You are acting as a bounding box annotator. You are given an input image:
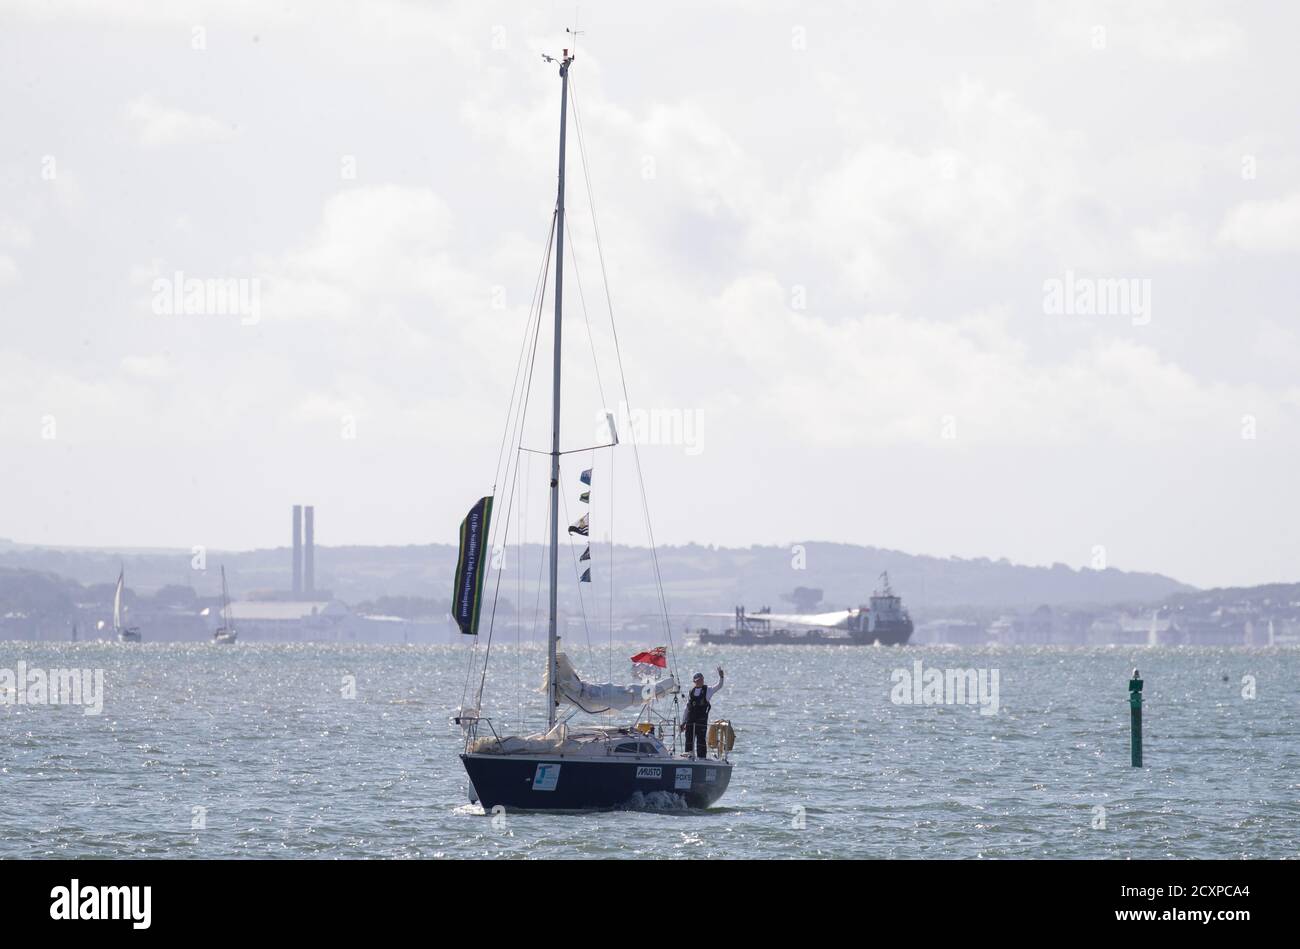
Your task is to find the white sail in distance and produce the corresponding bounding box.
[113,571,124,630]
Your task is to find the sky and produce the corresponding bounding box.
[1,0,1298,589]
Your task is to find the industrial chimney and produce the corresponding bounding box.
[304,505,315,596]
[292,504,303,596]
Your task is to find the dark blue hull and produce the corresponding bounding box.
[461,754,733,810]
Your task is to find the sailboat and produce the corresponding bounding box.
[213,566,237,644]
[453,45,734,810]
[113,567,141,643]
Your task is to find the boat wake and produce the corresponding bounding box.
[621,790,689,811]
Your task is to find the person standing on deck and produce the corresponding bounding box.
[680,667,724,759]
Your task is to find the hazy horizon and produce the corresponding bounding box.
[0,532,1209,593]
[4,2,1300,590]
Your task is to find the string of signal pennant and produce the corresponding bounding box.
[567,467,592,582]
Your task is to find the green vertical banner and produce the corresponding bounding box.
[452,496,493,636]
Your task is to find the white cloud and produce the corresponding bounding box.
[0,219,33,247]
[1132,215,1208,263]
[3,1,1299,586]
[1252,320,1300,368]
[271,186,454,300]
[120,354,177,380]
[710,274,1285,447]
[1218,193,1300,254]
[125,96,236,147]
[0,219,30,285]
[1049,2,1248,61]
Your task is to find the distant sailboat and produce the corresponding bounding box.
[1146,610,1159,648]
[213,566,237,644]
[113,567,142,643]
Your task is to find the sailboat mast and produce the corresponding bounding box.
[546,50,573,731]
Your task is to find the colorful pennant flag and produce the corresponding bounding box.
[580,468,592,486]
[579,491,590,504]
[567,513,589,537]
[579,546,591,562]
[579,568,591,583]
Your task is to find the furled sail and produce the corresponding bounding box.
[452,496,494,635]
[545,652,677,714]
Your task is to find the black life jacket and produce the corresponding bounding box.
[685,685,711,722]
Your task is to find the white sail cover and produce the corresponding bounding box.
[545,652,677,714]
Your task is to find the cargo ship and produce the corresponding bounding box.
[696,573,913,646]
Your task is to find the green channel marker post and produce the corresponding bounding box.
[1129,668,1144,767]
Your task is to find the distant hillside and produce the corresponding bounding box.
[1165,582,1300,612]
[0,540,1192,618]
[0,566,83,616]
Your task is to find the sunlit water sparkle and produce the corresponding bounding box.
[1,641,1295,858]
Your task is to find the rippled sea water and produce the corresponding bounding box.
[1,641,1295,859]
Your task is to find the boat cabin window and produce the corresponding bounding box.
[614,742,640,754]
[638,742,658,755]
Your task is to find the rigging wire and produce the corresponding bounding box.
[565,218,619,691]
[565,217,611,414]
[563,220,626,681]
[491,213,559,496]
[520,491,551,728]
[525,495,550,730]
[472,213,555,715]
[516,447,525,731]
[457,213,556,717]
[466,67,687,732]
[559,479,597,668]
[608,448,615,686]
[568,76,682,682]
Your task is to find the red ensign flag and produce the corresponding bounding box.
[630,647,667,668]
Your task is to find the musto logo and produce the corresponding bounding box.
[635,766,662,779]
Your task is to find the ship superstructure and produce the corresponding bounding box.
[697,572,913,645]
